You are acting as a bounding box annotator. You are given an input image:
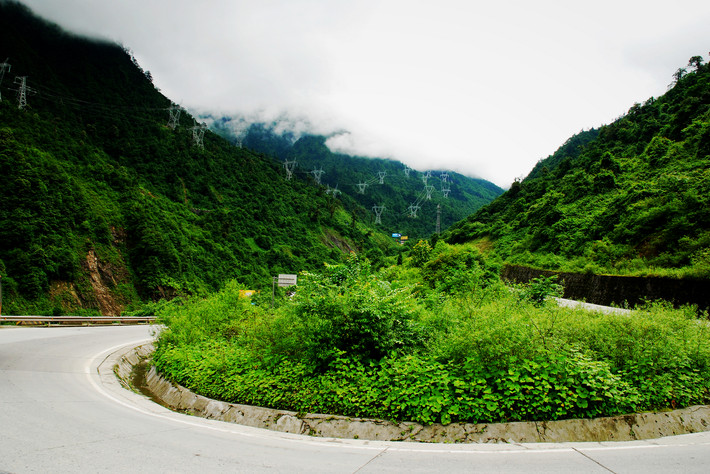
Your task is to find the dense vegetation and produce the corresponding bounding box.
[0,2,393,314]
[154,249,710,425]
[206,118,503,239]
[446,57,710,278]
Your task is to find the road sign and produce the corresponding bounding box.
[277,274,298,287]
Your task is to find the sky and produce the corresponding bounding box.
[17,0,710,188]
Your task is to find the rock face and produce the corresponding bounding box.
[117,344,710,444]
[502,264,710,310]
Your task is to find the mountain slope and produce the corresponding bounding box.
[446,57,710,277]
[206,117,504,239]
[0,2,392,314]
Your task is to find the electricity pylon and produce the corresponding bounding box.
[372,205,385,224]
[15,76,27,109]
[311,167,325,185]
[403,165,412,178]
[191,122,206,148]
[422,170,431,185]
[377,171,386,184]
[167,104,181,129]
[425,185,434,200]
[283,160,297,180]
[408,204,420,218]
[356,181,368,194]
[442,184,451,198]
[0,58,10,101]
[436,204,441,234]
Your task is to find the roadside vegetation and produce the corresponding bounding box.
[153,243,710,425]
[446,56,710,279]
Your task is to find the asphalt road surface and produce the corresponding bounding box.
[1,325,709,473]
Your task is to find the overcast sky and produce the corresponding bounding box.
[18,0,710,187]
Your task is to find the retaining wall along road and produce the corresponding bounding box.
[502,264,710,310]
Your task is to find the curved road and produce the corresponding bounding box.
[1,326,709,473]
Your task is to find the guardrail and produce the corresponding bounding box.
[0,315,156,325]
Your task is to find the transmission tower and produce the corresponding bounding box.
[191,122,207,148]
[283,160,297,180]
[425,185,434,200]
[377,171,387,184]
[0,58,10,102]
[436,204,441,234]
[356,181,368,194]
[407,204,420,218]
[440,172,449,182]
[326,184,341,197]
[422,170,431,185]
[403,165,412,178]
[372,205,385,224]
[167,104,181,129]
[15,76,27,109]
[310,167,325,185]
[442,183,451,198]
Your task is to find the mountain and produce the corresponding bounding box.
[205,117,504,239]
[445,56,710,278]
[0,1,393,315]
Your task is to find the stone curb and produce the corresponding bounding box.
[115,343,710,443]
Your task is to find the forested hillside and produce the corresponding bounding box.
[0,2,392,315]
[207,117,503,239]
[446,56,710,278]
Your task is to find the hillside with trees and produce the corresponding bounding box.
[206,118,503,239]
[446,56,710,279]
[0,2,393,315]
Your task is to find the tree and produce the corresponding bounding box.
[688,56,704,71]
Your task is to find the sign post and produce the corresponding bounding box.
[272,274,298,308]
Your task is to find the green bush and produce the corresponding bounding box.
[153,257,710,426]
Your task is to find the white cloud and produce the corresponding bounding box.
[18,0,710,187]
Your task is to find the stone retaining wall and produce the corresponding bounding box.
[115,343,710,443]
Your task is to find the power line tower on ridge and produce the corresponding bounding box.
[408,204,420,218]
[191,122,207,148]
[356,181,368,194]
[167,104,181,129]
[372,205,385,224]
[436,204,441,234]
[311,167,325,185]
[403,165,412,178]
[377,171,386,184]
[422,170,431,185]
[14,76,27,109]
[0,58,10,102]
[283,160,297,180]
[425,185,434,200]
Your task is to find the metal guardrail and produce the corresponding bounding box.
[0,315,156,325]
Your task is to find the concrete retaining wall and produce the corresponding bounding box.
[502,264,710,310]
[115,343,710,443]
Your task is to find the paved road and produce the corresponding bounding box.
[1,326,709,473]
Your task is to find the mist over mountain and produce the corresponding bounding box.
[202,114,503,239]
[0,1,395,314]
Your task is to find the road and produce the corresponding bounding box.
[1,325,709,473]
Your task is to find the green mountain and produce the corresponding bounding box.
[206,117,504,239]
[446,57,710,278]
[0,2,393,315]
